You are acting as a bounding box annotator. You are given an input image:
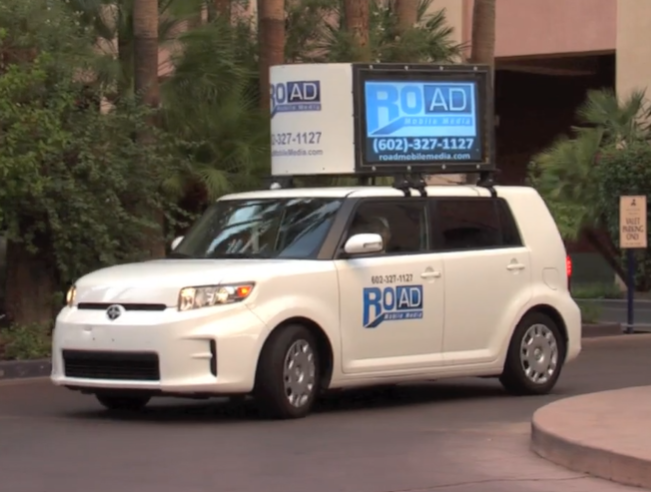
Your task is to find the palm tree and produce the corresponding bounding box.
[469,0,496,66]
[68,0,204,98]
[467,0,495,183]
[133,0,165,257]
[212,0,230,19]
[133,0,160,110]
[395,0,418,33]
[285,0,464,64]
[257,0,285,111]
[160,17,269,210]
[529,89,650,282]
[343,0,370,61]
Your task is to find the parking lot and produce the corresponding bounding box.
[1,335,650,492]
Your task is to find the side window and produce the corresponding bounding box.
[433,198,506,251]
[497,200,523,247]
[345,200,428,255]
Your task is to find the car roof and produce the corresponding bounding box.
[218,185,537,201]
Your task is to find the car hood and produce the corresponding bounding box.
[74,259,287,307]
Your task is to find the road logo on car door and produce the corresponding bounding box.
[362,285,423,329]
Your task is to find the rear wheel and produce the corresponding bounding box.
[254,324,320,419]
[500,312,566,396]
[95,394,151,412]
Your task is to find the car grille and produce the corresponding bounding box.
[63,350,160,381]
[77,303,166,311]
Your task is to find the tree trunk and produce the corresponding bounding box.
[133,0,165,258]
[467,0,496,184]
[343,0,370,61]
[133,0,159,110]
[469,0,496,65]
[257,0,285,111]
[117,30,133,99]
[3,240,56,327]
[584,229,627,284]
[394,0,418,33]
[214,0,230,18]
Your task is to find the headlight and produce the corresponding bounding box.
[66,285,77,307]
[178,283,255,312]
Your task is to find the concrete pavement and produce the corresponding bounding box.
[2,335,651,492]
[532,386,651,489]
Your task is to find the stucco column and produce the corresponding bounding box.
[616,0,651,99]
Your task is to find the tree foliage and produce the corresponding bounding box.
[528,88,651,286]
[285,0,465,64]
[0,0,186,323]
[0,0,466,327]
[160,16,269,208]
[597,142,651,290]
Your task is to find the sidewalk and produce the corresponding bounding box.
[531,386,651,489]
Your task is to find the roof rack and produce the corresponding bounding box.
[264,168,497,198]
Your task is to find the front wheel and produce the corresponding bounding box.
[95,394,151,412]
[254,324,320,419]
[500,312,566,396]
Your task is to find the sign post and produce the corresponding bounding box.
[619,195,647,334]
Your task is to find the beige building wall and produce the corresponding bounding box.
[616,0,651,100]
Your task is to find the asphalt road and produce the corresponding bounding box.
[2,336,651,492]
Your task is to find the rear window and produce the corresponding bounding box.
[431,198,523,252]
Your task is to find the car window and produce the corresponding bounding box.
[171,198,343,260]
[344,200,428,255]
[497,200,523,247]
[433,198,520,251]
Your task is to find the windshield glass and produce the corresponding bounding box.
[171,198,343,260]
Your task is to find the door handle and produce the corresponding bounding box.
[507,263,525,271]
[421,271,441,279]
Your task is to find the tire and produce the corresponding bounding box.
[254,324,320,420]
[95,394,151,412]
[499,312,566,396]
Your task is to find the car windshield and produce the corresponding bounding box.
[170,197,343,260]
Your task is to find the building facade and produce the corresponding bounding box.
[430,0,648,286]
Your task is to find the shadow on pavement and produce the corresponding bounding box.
[62,379,567,424]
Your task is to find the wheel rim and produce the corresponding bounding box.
[283,339,316,408]
[519,323,559,384]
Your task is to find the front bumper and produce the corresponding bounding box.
[51,304,266,395]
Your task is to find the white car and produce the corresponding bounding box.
[51,184,581,419]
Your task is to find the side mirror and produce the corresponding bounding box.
[171,236,184,250]
[344,233,383,256]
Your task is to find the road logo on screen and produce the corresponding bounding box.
[364,82,476,137]
[362,285,424,329]
[270,80,321,118]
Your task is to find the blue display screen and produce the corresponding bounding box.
[363,80,482,164]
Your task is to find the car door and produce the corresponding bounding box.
[334,197,445,375]
[432,197,532,364]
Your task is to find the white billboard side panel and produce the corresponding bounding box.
[269,63,355,175]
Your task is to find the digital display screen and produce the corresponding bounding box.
[361,79,484,166]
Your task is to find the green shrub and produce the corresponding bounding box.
[0,324,51,361]
[571,282,624,299]
[576,301,603,324]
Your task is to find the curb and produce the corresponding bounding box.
[582,323,622,338]
[0,359,51,381]
[531,420,651,489]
